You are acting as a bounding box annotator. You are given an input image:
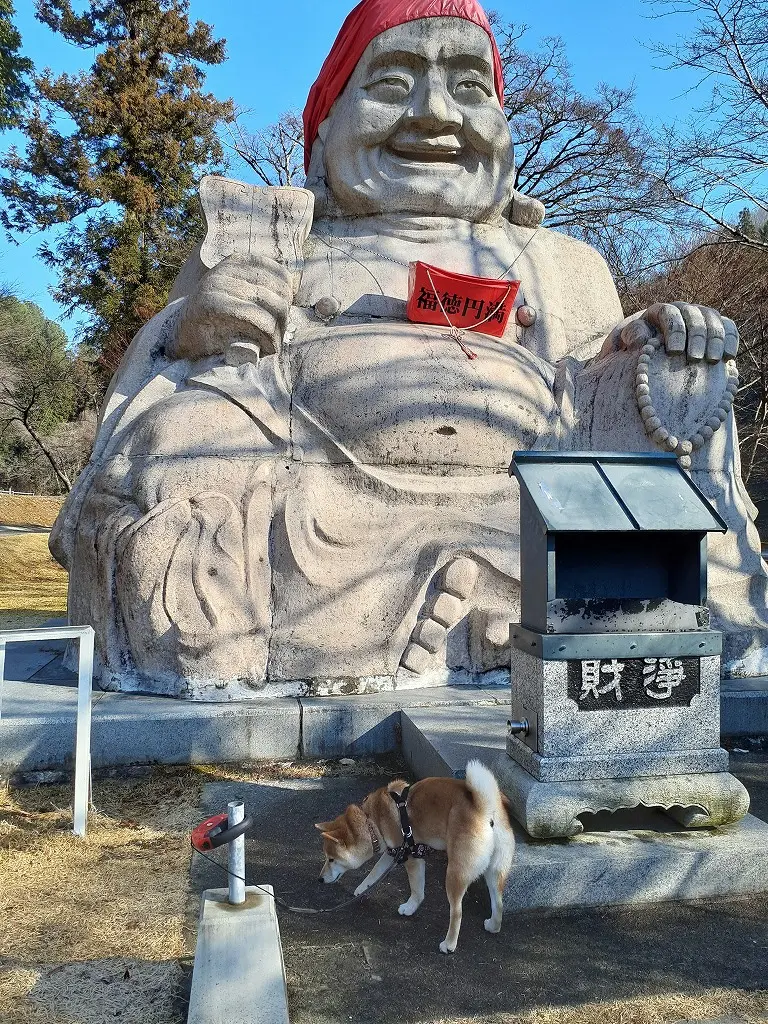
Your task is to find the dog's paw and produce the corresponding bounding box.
[484,917,502,934]
[439,940,456,954]
[354,884,368,897]
[398,899,420,916]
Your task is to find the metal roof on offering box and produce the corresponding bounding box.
[510,451,727,534]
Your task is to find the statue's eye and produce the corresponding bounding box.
[328,857,335,863]
[455,79,492,99]
[367,76,412,101]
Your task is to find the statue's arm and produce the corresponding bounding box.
[165,177,314,363]
[166,252,294,362]
[549,228,740,369]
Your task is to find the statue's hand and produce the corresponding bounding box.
[170,253,293,361]
[605,303,739,364]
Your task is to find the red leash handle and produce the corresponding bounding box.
[191,812,253,852]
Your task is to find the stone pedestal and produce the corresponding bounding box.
[505,627,750,838]
[496,756,750,839]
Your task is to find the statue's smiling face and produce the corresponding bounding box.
[320,18,514,222]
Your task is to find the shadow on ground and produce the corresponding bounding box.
[189,760,768,1024]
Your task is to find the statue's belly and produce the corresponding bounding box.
[287,320,557,471]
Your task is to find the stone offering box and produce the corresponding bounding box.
[497,451,750,839]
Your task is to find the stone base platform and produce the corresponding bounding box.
[505,812,768,911]
[494,756,751,838]
[401,704,768,912]
[1,627,767,777]
[188,887,289,1024]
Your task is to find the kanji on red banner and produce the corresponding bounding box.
[406,261,520,339]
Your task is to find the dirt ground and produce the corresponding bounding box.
[0,495,63,530]
[2,756,768,1024]
[0,532,68,613]
[193,754,768,1024]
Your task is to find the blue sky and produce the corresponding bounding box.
[2,0,700,338]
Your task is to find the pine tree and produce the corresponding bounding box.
[0,0,32,130]
[1,0,233,372]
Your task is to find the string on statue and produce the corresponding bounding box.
[424,266,513,360]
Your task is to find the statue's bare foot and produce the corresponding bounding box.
[400,557,480,675]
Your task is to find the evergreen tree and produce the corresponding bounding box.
[0,0,32,130]
[0,0,233,372]
[737,207,768,243]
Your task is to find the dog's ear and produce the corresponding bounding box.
[314,821,332,831]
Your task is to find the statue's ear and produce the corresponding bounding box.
[305,130,336,215]
[508,190,546,229]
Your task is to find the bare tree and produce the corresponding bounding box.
[228,109,305,186]
[648,0,768,249]
[0,295,99,493]
[497,26,664,234]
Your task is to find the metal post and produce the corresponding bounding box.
[73,628,95,838]
[228,800,246,905]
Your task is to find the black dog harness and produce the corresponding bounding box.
[387,786,434,864]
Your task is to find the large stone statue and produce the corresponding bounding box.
[52,0,768,699]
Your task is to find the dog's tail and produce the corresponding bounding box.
[464,759,504,817]
[465,760,515,875]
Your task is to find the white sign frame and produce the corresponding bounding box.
[0,625,95,836]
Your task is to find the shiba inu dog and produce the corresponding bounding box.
[315,760,515,953]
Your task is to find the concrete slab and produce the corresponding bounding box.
[722,688,768,736]
[301,685,504,759]
[188,887,289,1024]
[0,681,301,771]
[401,703,507,778]
[3,646,60,682]
[2,662,767,776]
[721,675,768,691]
[28,657,77,686]
[506,813,768,911]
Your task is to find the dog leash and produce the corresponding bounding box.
[190,842,399,914]
[190,802,410,916]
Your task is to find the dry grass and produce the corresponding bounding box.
[435,989,768,1024]
[0,494,63,529]
[0,768,204,1024]
[193,755,405,784]
[0,758,402,1024]
[0,533,68,612]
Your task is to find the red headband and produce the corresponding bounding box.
[302,0,505,172]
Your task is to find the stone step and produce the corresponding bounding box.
[402,703,507,779]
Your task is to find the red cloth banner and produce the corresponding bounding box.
[406,262,519,339]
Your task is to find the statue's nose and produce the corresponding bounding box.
[406,75,462,132]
